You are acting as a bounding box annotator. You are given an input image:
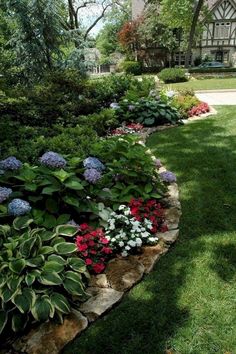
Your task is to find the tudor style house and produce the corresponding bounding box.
[132,0,236,67]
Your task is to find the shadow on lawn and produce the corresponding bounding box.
[63,110,236,354]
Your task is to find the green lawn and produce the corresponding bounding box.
[63,106,236,354]
[162,77,236,91]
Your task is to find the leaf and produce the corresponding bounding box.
[42,185,61,195]
[38,272,63,286]
[13,291,31,313]
[0,311,8,334]
[1,285,19,303]
[42,261,64,273]
[64,177,84,191]
[54,242,77,255]
[9,259,26,274]
[42,214,57,229]
[45,198,59,213]
[144,183,153,194]
[52,170,73,183]
[38,246,54,255]
[24,183,38,192]
[26,255,44,267]
[40,230,56,242]
[51,293,71,314]
[144,117,155,126]
[63,278,85,296]
[13,216,34,231]
[31,296,52,322]
[25,273,36,286]
[55,225,78,237]
[20,237,38,258]
[7,276,22,292]
[56,214,70,225]
[12,313,27,332]
[67,258,86,273]
[48,255,66,265]
[65,271,82,282]
[63,195,80,208]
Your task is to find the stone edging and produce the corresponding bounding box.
[11,160,181,354]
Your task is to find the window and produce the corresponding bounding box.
[215,22,230,39]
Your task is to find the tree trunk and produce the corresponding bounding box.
[185,0,204,68]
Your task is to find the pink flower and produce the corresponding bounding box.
[85,258,93,265]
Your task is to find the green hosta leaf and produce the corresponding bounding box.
[52,170,73,183]
[20,236,38,258]
[13,216,34,231]
[64,177,84,191]
[63,195,80,208]
[12,312,27,332]
[40,230,56,242]
[54,242,77,255]
[26,255,44,267]
[42,185,61,195]
[0,276,6,288]
[144,183,153,194]
[9,259,26,274]
[67,258,86,273]
[42,261,64,273]
[55,225,78,237]
[144,117,155,126]
[13,292,31,313]
[38,272,63,286]
[63,277,85,296]
[25,273,36,286]
[65,271,82,282]
[51,293,71,314]
[7,276,22,292]
[42,214,57,229]
[56,214,70,225]
[38,246,54,255]
[1,285,19,303]
[51,237,66,246]
[0,311,8,334]
[31,296,52,322]
[48,254,66,265]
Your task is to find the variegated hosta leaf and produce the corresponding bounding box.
[31,295,54,322]
[50,293,71,314]
[0,311,8,334]
[54,242,77,255]
[38,272,63,286]
[67,257,86,273]
[55,224,78,237]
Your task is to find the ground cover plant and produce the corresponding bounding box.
[63,106,236,354]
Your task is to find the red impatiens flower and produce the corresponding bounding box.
[85,258,93,265]
[101,247,113,254]
[93,263,105,274]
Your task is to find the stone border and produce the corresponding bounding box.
[10,159,181,354]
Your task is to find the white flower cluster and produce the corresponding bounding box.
[105,205,158,257]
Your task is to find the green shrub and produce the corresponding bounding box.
[122,77,156,101]
[159,68,188,83]
[171,94,200,119]
[76,109,118,136]
[121,61,142,75]
[0,223,87,334]
[189,67,236,73]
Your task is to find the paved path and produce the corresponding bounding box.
[195,89,236,105]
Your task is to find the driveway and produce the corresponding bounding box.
[195,89,236,105]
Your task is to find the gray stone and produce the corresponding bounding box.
[105,257,145,292]
[158,229,179,245]
[88,274,109,288]
[164,207,182,230]
[79,287,123,322]
[13,311,88,354]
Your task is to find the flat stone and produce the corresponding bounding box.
[168,183,179,200]
[157,229,179,245]
[13,311,88,354]
[88,274,109,288]
[158,166,167,173]
[132,243,165,273]
[105,257,145,292]
[79,287,123,322]
[164,207,182,230]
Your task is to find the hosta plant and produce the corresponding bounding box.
[0,221,88,335]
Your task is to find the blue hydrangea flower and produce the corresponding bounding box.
[159,171,177,183]
[8,199,31,216]
[84,168,101,184]
[0,187,12,203]
[0,157,22,171]
[110,102,120,109]
[39,152,66,169]
[83,157,105,171]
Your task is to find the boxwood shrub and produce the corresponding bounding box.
[159,68,188,83]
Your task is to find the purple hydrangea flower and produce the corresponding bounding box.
[83,157,105,171]
[84,168,101,184]
[39,152,66,169]
[0,187,12,203]
[110,102,120,109]
[0,157,22,171]
[159,171,177,183]
[8,199,31,216]
[155,159,162,168]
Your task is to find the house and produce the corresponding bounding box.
[132,0,236,67]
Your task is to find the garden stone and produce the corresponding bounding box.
[132,243,165,273]
[105,257,145,291]
[13,311,88,354]
[79,287,123,322]
[164,207,182,230]
[157,229,179,245]
[88,274,109,288]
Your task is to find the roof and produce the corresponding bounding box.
[206,0,218,9]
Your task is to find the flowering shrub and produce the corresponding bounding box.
[0,187,12,203]
[76,224,112,273]
[0,156,22,171]
[159,171,177,183]
[83,157,105,171]
[188,102,210,117]
[8,198,31,216]
[171,94,200,119]
[84,168,102,184]
[105,205,157,257]
[129,198,168,234]
[39,151,67,169]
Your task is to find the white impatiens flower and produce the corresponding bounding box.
[124,208,131,216]
[118,205,126,210]
[121,251,128,257]
[119,241,125,247]
[125,245,131,251]
[142,231,150,238]
[128,240,136,247]
[149,237,158,243]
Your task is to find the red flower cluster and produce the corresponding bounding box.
[129,198,168,234]
[75,224,112,274]
[126,123,143,131]
[111,128,128,136]
[189,102,210,117]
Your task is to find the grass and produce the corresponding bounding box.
[162,77,236,91]
[63,106,236,354]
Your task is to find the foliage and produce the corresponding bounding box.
[0,222,87,334]
[171,94,200,119]
[120,61,142,75]
[122,76,155,101]
[159,68,188,84]
[115,98,181,126]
